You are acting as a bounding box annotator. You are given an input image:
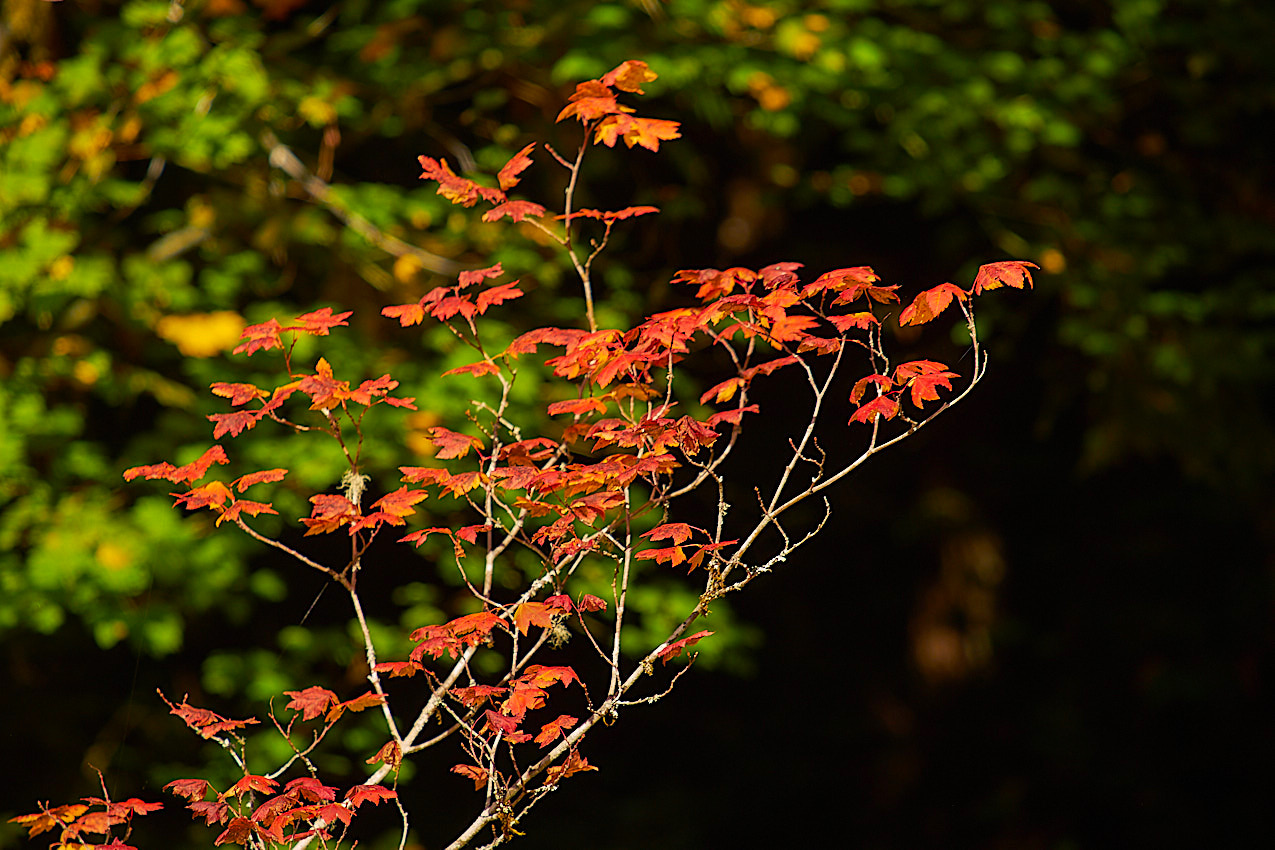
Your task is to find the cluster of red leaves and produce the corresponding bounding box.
[8,797,161,849]
[414,60,679,245]
[368,260,1035,566]
[161,690,260,739]
[382,262,525,334]
[163,773,396,847]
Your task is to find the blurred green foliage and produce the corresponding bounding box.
[2,0,1271,844]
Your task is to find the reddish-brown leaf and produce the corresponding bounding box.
[556,80,628,123]
[208,410,260,439]
[442,359,501,378]
[657,630,713,663]
[544,750,598,783]
[214,816,253,846]
[283,778,338,803]
[642,522,696,544]
[215,499,277,526]
[429,426,483,460]
[223,775,277,799]
[450,684,506,709]
[849,374,893,405]
[899,282,967,326]
[546,396,607,417]
[291,307,352,336]
[578,593,608,612]
[483,709,520,736]
[345,785,397,808]
[849,394,901,425]
[210,382,267,406]
[972,260,1038,295]
[451,764,489,790]
[601,59,658,93]
[232,318,284,356]
[482,200,547,223]
[535,714,579,747]
[365,740,402,769]
[476,281,524,313]
[164,779,211,803]
[458,263,503,289]
[496,143,535,191]
[284,686,339,721]
[232,468,287,492]
[828,312,879,333]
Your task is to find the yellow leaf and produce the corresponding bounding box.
[155,311,245,358]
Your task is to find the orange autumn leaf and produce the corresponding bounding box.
[899,283,967,326]
[972,260,1039,295]
[371,486,427,518]
[602,59,658,93]
[496,143,535,191]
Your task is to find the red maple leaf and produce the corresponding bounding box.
[216,499,277,526]
[172,481,233,511]
[850,374,893,405]
[476,281,524,313]
[501,682,547,719]
[381,300,428,327]
[800,266,880,298]
[544,750,597,783]
[210,382,266,406]
[828,312,879,333]
[428,426,483,459]
[451,764,489,790]
[496,143,535,191]
[899,283,967,326]
[208,410,260,439]
[164,779,210,802]
[556,80,629,123]
[849,394,901,424]
[290,307,352,336]
[443,359,501,378]
[232,318,283,356]
[283,778,338,803]
[657,630,713,663]
[602,59,657,92]
[327,690,387,722]
[482,200,547,223]
[300,494,358,535]
[371,487,427,518]
[972,260,1039,295]
[483,709,520,735]
[418,155,497,207]
[514,601,555,635]
[535,714,579,747]
[284,686,339,721]
[345,785,397,808]
[578,593,608,612]
[222,775,277,799]
[231,468,287,492]
[642,522,696,545]
[458,263,503,289]
[450,684,506,709]
[594,114,681,152]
